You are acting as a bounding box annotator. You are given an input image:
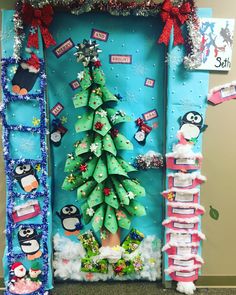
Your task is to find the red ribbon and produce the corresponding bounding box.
[158,0,191,46]
[22,3,56,49]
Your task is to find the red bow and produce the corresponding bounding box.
[22,3,56,49]
[158,0,191,46]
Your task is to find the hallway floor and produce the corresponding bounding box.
[51,282,236,295]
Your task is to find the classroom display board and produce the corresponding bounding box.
[1,2,212,295]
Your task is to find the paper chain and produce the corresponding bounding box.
[1,58,50,295]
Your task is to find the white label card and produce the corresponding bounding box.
[221,85,236,98]
[177,247,192,256]
[172,208,195,215]
[175,192,194,202]
[173,222,195,229]
[174,259,194,267]
[174,177,193,187]
[170,233,191,243]
[176,158,195,165]
[17,205,35,217]
[176,271,196,278]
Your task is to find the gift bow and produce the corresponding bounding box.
[22,3,56,49]
[158,0,191,46]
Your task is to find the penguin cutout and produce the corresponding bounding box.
[56,205,83,236]
[17,227,42,260]
[12,51,40,95]
[178,111,208,143]
[50,118,68,147]
[13,164,39,193]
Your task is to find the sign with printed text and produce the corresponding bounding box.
[53,38,75,58]
[143,109,158,121]
[109,55,132,64]
[197,18,235,71]
[145,78,155,88]
[50,103,64,117]
[91,29,109,42]
[69,80,80,90]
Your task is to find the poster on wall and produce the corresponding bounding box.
[197,18,234,71]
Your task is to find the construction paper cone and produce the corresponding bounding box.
[111,176,130,206]
[93,134,102,157]
[75,109,94,133]
[103,134,117,156]
[117,157,137,173]
[101,86,118,103]
[81,202,93,224]
[77,180,97,200]
[88,183,105,208]
[106,154,127,177]
[113,133,133,150]
[92,68,106,86]
[82,156,98,180]
[92,204,106,232]
[125,200,146,216]
[62,174,84,191]
[75,133,93,156]
[122,178,145,197]
[104,205,118,234]
[89,88,103,110]
[93,156,108,183]
[116,209,131,230]
[80,67,92,90]
[64,154,83,173]
[73,89,89,108]
[104,180,119,209]
[107,108,132,125]
[93,108,112,136]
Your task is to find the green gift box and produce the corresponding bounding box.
[78,230,100,257]
[93,134,103,157]
[93,108,112,136]
[122,229,145,254]
[81,257,108,274]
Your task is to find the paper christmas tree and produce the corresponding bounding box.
[62,39,146,239]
